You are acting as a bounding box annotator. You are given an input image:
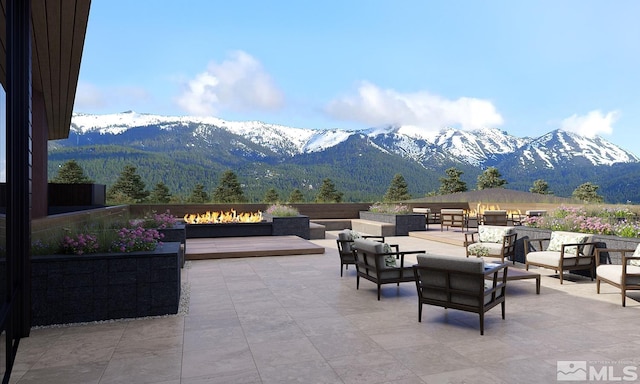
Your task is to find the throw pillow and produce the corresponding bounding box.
[547,232,588,254]
[630,243,640,267]
[382,243,397,268]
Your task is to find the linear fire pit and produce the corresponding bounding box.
[186,222,273,238]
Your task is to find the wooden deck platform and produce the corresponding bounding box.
[408,230,469,247]
[185,235,325,260]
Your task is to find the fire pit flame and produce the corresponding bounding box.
[183,209,263,224]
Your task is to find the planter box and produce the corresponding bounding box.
[29,242,181,326]
[513,227,640,275]
[359,211,426,236]
[263,214,311,240]
[159,223,186,267]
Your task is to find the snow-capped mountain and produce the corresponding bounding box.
[56,111,640,203]
[68,111,639,169]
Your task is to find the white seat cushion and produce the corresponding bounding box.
[468,242,503,256]
[597,265,640,285]
[527,251,593,267]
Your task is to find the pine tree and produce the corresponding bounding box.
[149,182,172,203]
[107,164,149,203]
[572,182,604,203]
[188,184,209,203]
[438,167,467,195]
[383,173,411,202]
[288,188,305,203]
[263,188,279,203]
[51,159,93,183]
[315,178,343,203]
[476,167,507,190]
[530,179,552,195]
[211,170,247,203]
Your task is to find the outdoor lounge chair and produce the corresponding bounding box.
[480,210,508,226]
[413,254,508,335]
[465,225,517,264]
[595,244,640,306]
[524,231,598,284]
[352,238,423,300]
[336,230,386,277]
[440,209,468,232]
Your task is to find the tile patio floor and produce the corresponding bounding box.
[8,231,640,383]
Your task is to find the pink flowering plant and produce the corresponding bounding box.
[60,233,100,255]
[137,209,178,229]
[369,202,411,214]
[522,205,639,238]
[110,226,164,253]
[36,211,173,256]
[265,204,299,217]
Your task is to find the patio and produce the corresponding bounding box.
[6,231,640,383]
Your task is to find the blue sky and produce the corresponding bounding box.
[74,0,640,155]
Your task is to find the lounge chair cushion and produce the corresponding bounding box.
[353,238,396,269]
[338,230,354,252]
[526,250,594,267]
[468,242,503,257]
[596,265,640,285]
[478,225,514,243]
[547,231,590,254]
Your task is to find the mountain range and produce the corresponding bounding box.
[47,111,640,203]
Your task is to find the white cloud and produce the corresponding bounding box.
[325,82,503,131]
[74,83,151,111]
[75,82,107,109]
[560,110,619,138]
[175,51,284,116]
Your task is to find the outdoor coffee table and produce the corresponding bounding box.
[487,265,541,294]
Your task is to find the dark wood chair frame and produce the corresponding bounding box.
[413,262,508,335]
[353,246,423,300]
[440,210,469,232]
[336,235,386,277]
[464,231,518,264]
[595,248,640,307]
[524,237,599,284]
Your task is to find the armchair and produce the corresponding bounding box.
[524,231,598,284]
[440,209,468,232]
[336,230,385,277]
[412,254,508,335]
[480,210,508,226]
[595,244,640,306]
[465,225,517,264]
[352,238,423,300]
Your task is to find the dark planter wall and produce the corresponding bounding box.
[359,212,426,236]
[264,214,311,239]
[29,242,181,326]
